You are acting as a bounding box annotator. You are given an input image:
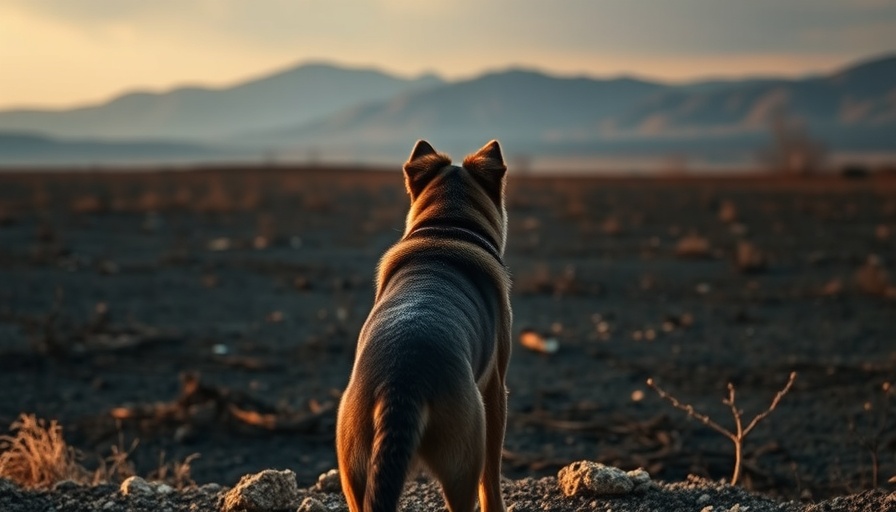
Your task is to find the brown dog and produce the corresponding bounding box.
[336,140,512,512]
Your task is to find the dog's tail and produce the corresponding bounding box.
[364,386,426,512]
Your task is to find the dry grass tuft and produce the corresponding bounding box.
[0,414,198,490]
[0,414,88,489]
[148,452,200,490]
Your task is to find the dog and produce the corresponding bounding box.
[336,140,512,512]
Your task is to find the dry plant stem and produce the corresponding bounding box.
[646,371,797,486]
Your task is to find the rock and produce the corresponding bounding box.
[297,496,328,512]
[201,482,225,494]
[626,468,652,492]
[315,469,341,493]
[120,476,153,496]
[557,461,635,497]
[221,469,300,512]
[52,479,81,492]
[155,483,174,494]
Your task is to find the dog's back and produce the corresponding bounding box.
[336,140,511,512]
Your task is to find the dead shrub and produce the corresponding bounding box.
[0,414,197,489]
[647,372,797,486]
[148,452,200,490]
[0,414,88,488]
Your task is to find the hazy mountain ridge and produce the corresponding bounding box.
[0,63,444,141]
[0,55,893,167]
[265,55,895,157]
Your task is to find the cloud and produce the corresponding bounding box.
[1,0,895,108]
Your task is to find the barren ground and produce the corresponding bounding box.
[0,167,894,510]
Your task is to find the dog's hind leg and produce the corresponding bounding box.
[479,369,508,512]
[419,387,485,512]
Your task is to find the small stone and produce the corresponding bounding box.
[697,494,711,505]
[102,501,116,510]
[221,469,300,512]
[155,483,174,494]
[297,496,328,512]
[120,476,153,496]
[626,468,652,492]
[557,461,634,497]
[315,468,342,493]
[200,482,224,494]
[52,479,81,492]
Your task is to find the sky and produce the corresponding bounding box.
[1,0,895,110]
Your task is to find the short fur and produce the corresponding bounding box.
[336,140,512,512]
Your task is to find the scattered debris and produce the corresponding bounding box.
[718,200,738,224]
[735,241,767,273]
[207,238,232,252]
[519,328,559,354]
[855,254,895,297]
[602,216,623,236]
[676,232,712,259]
[108,373,335,437]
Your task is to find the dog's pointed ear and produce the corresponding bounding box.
[474,140,504,164]
[408,140,437,161]
[403,140,450,199]
[463,140,507,198]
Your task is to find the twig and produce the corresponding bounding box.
[647,371,797,486]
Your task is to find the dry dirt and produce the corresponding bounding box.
[0,166,895,511]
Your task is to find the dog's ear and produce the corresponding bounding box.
[404,140,450,199]
[463,140,507,199]
[409,139,437,161]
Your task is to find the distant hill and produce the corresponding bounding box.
[257,54,896,162]
[0,63,443,141]
[0,54,893,168]
[250,69,667,154]
[0,132,226,166]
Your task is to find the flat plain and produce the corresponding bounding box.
[0,166,894,510]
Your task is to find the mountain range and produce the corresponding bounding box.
[1,55,894,170]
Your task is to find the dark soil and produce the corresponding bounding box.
[0,167,895,510]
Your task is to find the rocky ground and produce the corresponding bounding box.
[0,167,895,510]
[2,467,894,512]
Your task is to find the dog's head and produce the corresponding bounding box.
[402,140,508,252]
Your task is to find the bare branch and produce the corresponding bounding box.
[646,378,735,442]
[743,372,798,436]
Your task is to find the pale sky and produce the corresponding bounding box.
[1,0,895,110]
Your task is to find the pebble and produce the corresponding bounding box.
[297,496,329,512]
[120,476,153,496]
